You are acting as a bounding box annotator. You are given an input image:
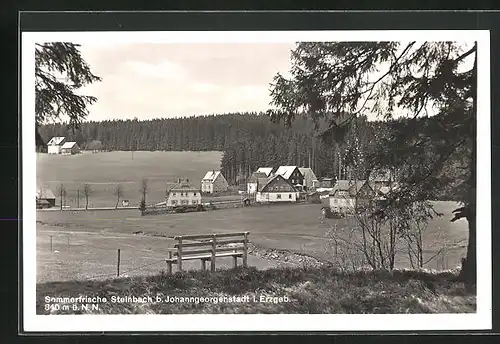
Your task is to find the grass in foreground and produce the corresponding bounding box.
[37,266,476,314]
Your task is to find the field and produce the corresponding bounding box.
[35,151,469,283]
[36,200,468,283]
[34,151,472,314]
[36,151,228,208]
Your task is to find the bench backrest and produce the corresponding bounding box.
[172,232,249,270]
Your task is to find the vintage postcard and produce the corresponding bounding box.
[22,28,491,332]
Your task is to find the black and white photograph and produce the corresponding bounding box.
[22,28,491,332]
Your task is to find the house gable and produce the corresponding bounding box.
[260,175,296,193]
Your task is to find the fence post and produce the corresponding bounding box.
[243,232,249,268]
[167,251,172,275]
[177,237,183,272]
[211,234,217,272]
[117,249,121,277]
[50,236,53,253]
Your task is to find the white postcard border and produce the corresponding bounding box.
[22,29,491,332]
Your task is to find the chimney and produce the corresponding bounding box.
[178,177,181,184]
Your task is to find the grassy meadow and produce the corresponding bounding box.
[34,150,473,314]
[37,267,475,314]
[37,201,468,283]
[36,151,225,208]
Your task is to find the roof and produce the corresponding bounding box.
[61,141,78,149]
[257,177,271,191]
[330,180,370,197]
[168,182,200,193]
[36,187,55,200]
[256,167,273,176]
[202,170,221,182]
[298,167,318,179]
[248,172,267,182]
[275,166,301,179]
[47,137,65,145]
[259,174,294,192]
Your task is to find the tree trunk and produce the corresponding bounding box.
[460,212,476,291]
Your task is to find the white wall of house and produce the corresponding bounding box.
[48,145,61,154]
[201,180,213,193]
[329,196,355,212]
[201,173,229,193]
[247,182,258,194]
[167,190,202,206]
[256,192,297,203]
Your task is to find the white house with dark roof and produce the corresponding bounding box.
[47,136,66,154]
[201,170,229,194]
[60,142,80,155]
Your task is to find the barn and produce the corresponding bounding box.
[60,142,80,155]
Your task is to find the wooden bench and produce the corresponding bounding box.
[165,232,250,274]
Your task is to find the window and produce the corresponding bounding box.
[289,194,292,199]
[277,194,282,199]
[181,192,184,196]
[172,192,176,196]
[171,200,177,205]
[291,179,295,184]
[181,200,188,205]
[192,200,198,205]
[194,192,197,196]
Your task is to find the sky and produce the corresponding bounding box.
[77,43,296,122]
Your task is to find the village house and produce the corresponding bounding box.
[246,171,268,194]
[167,180,202,207]
[201,170,229,194]
[60,142,80,155]
[328,180,377,214]
[47,136,66,154]
[256,167,274,177]
[298,167,319,191]
[274,166,304,190]
[256,174,298,203]
[36,187,56,208]
[321,177,335,188]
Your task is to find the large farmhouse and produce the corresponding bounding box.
[274,166,304,190]
[256,174,298,203]
[167,180,202,207]
[60,142,80,155]
[47,137,66,154]
[201,170,229,194]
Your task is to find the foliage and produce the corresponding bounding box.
[268,41,477,286]
[82,183,92,210]
[35,43,102,133]
[113,184,123,209]
[36,266,475,315]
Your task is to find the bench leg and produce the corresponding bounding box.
[201,259,206,271]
